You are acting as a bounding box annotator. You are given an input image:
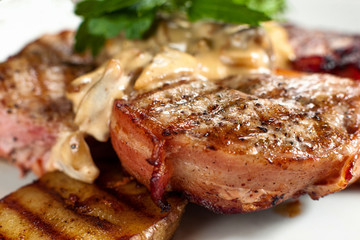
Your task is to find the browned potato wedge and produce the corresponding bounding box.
[0,159,187,239]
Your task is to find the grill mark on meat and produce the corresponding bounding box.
[133,79,349,157]
[158,85,229,137]
[111,73,360,213]
[1,198,70,239]
[161,93,257,139]
[132,81,236,138]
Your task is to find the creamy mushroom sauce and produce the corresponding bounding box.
[47,18,294,183]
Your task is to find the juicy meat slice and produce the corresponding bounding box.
[285,24,360,79]
[0,31,95,176]
[110,74,360,213]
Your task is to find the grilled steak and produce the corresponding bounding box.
[0,33,187,239]
[0,31,95,176]
[285,24,360,80]
[0,157,186,239]
[110,73,360,213]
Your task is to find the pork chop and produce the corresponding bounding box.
[0,31,95,176]
[110,73,360,213]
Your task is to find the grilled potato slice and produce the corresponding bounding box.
[0,159,187,239]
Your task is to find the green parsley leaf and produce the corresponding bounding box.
[75,0,140,17]
[88,11,155,39]
[133,0,168,13]
[74,0,286,55]
[233,0,286,17]
[75,20,106,55]
[75,10,154,55]
[188,0,271,26]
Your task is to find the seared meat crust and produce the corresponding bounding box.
[285,24,360,79]
[111,74,360,213]
[0,31,95,175]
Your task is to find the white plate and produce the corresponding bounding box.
[1,1,360,239]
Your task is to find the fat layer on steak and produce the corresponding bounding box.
[111,74,360,213]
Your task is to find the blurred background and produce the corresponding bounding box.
[0,0,359,61]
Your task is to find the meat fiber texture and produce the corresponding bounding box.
[111,74,360,213]
[0,31,95,176]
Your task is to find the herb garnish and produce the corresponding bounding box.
[74,0,286,55]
